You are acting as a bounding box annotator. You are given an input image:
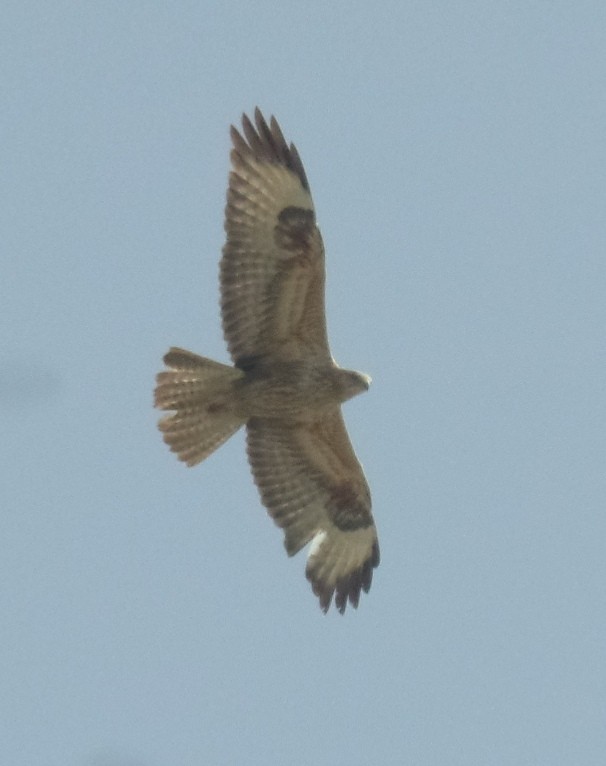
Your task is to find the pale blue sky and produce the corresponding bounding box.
[2,2,605,765]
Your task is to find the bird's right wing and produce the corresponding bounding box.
[221,108,331,367]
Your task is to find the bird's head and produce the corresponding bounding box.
[339,369,371,402]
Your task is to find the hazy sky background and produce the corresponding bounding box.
[3,2,605,765]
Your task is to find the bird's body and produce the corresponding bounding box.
[235,359,370,420]
[155,109,379,613]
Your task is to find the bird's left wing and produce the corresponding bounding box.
[246,410,379,613]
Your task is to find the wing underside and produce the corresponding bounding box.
[221,109,331,365]
[246,410,379,613]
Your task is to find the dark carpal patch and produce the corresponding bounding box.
[235,354,261,372]
[327,481,373,531]
[274,206,315,256]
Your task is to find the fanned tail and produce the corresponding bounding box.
[155,347,245,466]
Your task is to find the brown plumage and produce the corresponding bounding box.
[155,109,379,613]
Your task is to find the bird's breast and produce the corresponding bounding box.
[235,360,342,420]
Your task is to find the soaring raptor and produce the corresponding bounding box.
[155,109,379,613]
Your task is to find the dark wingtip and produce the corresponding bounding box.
[253,105,265,128]
[307,545,379,615]
[229,108,310,193]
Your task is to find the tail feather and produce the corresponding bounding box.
[155,347,245,467]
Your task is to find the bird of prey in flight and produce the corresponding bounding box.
[155,109,379,613]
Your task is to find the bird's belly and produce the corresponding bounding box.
[236,365,338,421]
